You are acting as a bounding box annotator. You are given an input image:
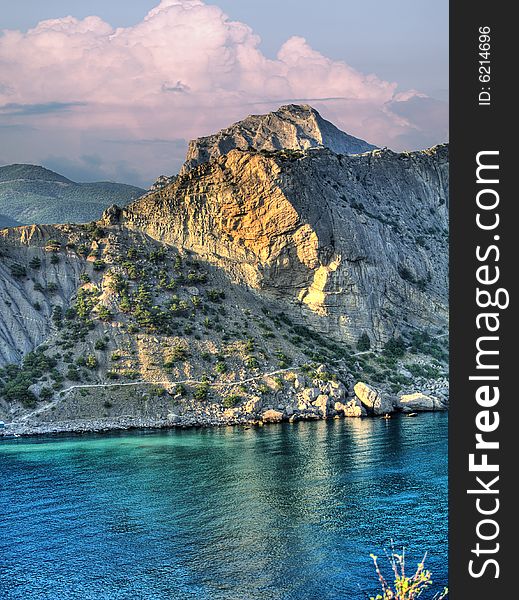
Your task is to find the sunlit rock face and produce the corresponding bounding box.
[125,141,448,346]
[0,105,448,374]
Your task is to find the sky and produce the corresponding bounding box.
[0,0,448,188]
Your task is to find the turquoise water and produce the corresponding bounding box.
[0,414,447,600]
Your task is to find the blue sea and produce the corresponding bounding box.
[0,414,447,599]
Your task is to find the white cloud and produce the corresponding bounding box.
[0,0,447,185]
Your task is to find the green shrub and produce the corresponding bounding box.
[119,296,132,313]
[357,332,371,352]
[29,257,42,269]
[85,223,105,241]
[383,336,406,359]
[51,306,63,327]
[149,247,166,263]
[10,263,26,278]
[2,384,37,407]
[276,351,292,368]
[126,264,140,279]
[312,369,335,382]
[272,376,284,389]
[406,363,442,379]
[173,383,185,396]
[107,272,128,294]
[207,289,225,302]
[93,259,106,271]
[194,381,210,401]
[164,343,188,365]
[85,355,98,369]
[223,394,241,408]
[187,271,207,284]
[0,350,58,407]
[74,288,98,319]
[96,306,113,321]
[214,361,227,374]
[122,370,140,380]
[66,366,81,381]
[39,387,53,402]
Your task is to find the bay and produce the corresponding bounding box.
[0,413,447,599]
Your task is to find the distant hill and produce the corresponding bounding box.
[0,214,22,229]
[0,164,145,225]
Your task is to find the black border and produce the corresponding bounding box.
[450,2,514,597]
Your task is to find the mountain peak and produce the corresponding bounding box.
[181,104,377,174]
[277,103,315,113]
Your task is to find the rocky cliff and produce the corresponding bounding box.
[181,104,376,174]
[0,105,448,432]
[125,144,448,346]
[0,225,84,365]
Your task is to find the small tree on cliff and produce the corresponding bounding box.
[357,333,371,352]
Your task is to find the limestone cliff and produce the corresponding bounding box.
[0,225,84,364]
[125,144,448,346]
[0,105,449,429]
[181,104,376,174]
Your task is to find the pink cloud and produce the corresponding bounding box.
[0,0,447,185]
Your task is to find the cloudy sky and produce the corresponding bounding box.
[0,0,448,188]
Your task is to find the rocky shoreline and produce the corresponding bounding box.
[0,375,448,438]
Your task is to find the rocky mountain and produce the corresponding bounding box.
[181,104,377,174]
[0,106,448,434]
[0,164,145,225]
[126,144,448,346]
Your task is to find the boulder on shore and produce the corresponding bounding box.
[323,380,347,401]
[397,392,446,412]
[354,382,393,416]
[243,397,262,415]
[312,394,334,418]
[261,409,284,423]
[335,398,366,417]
